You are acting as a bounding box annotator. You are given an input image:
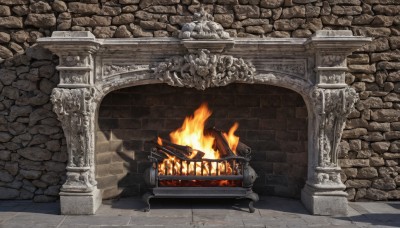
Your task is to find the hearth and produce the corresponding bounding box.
[142,104,259,212]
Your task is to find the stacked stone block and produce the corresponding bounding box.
[0,46,65,202]
[0,0,399,201]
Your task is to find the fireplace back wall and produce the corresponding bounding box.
[96,83,308,199]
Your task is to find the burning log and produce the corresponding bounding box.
[149,148,169,161]
[236,142,251,158]
[205,127,236,158]
[159,138,206,159]
[153,143,187,160]
[160,138,192,156]
[148,138,205,160]
[191,150,205,159]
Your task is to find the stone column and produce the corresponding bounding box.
[301,31,368,215]
[41,32,102,214]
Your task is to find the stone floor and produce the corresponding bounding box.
[0,196,399,228]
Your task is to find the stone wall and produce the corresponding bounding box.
[0,0,399,201]
[96,84,307,199]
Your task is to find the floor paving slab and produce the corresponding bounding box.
[0,213,65,228]
[0,196,399,227]
[130,216,193,226]
[61,215,131,226]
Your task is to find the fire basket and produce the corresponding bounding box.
[142,104,259,213]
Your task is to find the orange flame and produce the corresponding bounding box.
[223,122,239,154]
[157,137,163,146]
[169,103,218,159]
[158,103,241,181]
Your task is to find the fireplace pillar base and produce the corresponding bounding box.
[301,185,348,216]
[60,188,102,215]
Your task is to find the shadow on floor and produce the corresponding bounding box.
[388,203,400,210]
[105,196,310,215]
[336,213,400,227]
[254,197,309,215]
[106,197,254,212]
[0,201,60,215]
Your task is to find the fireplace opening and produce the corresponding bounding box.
[95,83,308,202]
[152,103,247,187]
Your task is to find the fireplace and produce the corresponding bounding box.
[38,9,371,215]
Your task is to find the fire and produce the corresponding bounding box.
[157,137,163,146]
[157,103,240,180]
[169,103,218,159]
[223,122,240,154]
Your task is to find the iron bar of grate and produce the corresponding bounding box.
[158,175,243,181]
[225,160,227,175]
[216,161,219,176]
[180,160,183,175]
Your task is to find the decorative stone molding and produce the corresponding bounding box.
[311,87,358,168]
[103,64,149,78]
[154,49,255,90]
[38,28,370,215]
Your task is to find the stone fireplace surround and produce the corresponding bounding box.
[38,29,370,215]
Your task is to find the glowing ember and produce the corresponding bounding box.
[157,103,240,180]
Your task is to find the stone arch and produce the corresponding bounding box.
[96,79,310,199]
[97,70,315,111]
[95,69,316,190]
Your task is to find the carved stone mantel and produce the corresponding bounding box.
[38,23,370,215]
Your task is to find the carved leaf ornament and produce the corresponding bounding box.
[154,49,255,90]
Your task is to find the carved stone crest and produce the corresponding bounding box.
[180,7,230,40]
[154,49,255,90]
[153,8,251,89]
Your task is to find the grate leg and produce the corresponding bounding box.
[244,192,259,213]
[142,192,154,212]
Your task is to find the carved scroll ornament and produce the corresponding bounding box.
[154,49,255,90]
[311,87,358,168]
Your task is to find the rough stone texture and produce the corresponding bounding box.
[0,0,398,203]
[0,187,19,199]
[0,16,23,28]
[357,167,378,178]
